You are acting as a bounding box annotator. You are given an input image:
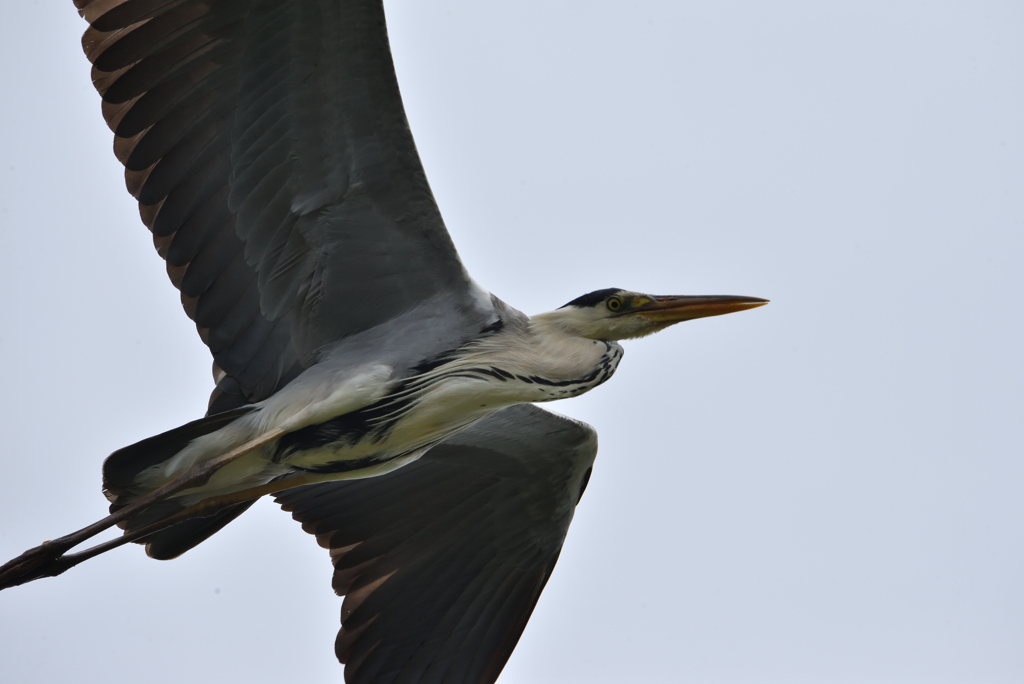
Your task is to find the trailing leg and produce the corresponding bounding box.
[0,426,287,591]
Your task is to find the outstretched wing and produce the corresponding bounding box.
[76,0,483,410]
[275,405,599,684]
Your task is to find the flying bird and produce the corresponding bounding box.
[1,1,766,682]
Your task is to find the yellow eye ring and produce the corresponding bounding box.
[607,297,622,312]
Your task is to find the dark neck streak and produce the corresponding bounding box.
[519,341,622,398]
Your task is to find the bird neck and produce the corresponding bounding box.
[517,316,625,398]
[508,313,624,388]
[528,307,604,340]
[406,312,621,392]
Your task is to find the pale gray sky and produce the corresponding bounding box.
[1,2,1022,683]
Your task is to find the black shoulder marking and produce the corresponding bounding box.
[559,288,623,309]
[479,318,504,335]
[411,349,461,375]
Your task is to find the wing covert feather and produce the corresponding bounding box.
[275,405,599,684]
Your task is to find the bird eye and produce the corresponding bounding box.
[606,297,623,312]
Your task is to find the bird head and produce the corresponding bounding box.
[533,288,768,341]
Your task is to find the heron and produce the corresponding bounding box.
[1,1,767,681]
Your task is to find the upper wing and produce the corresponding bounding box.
[275,405,598,684]
[76,0,482,409]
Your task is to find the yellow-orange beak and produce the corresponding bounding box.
[629,295,769,323]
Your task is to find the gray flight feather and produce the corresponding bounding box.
[275,404,598,684]
[79,0,492,410]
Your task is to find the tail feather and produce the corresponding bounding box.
[103,406,254,506]
[103,405,257,559]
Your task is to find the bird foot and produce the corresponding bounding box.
[0,540,75,591]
